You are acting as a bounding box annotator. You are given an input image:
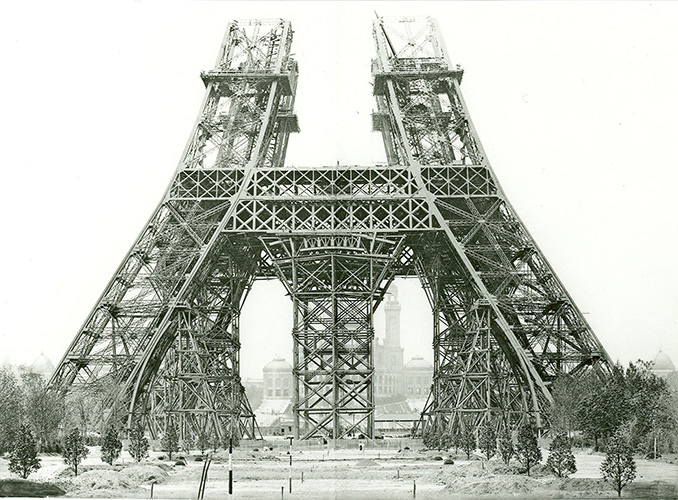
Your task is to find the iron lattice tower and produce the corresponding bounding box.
[50,17,612,441]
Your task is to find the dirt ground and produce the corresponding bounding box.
[1,442,677,499]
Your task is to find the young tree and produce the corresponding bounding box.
[478,421,497,460]
[181,434,195,454]
[434,427,447,451]
[461,425,476,460]
[451,429,461,455]
[422,427,437,449]
[128,422,149,462]
[20,371,65,451]
[197,428,210,455]
[547,432,576,477]
[62,428,89,476]
[515,422,542,476]
[601,432,636,497]
[210,431,221,453]
[161,423,179,460]
[0,367,24,453]
[101,426,122,465]
[498,427,514,465]
[8,423,41,479]
[439,429,454,452]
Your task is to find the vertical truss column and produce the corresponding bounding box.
[262,235,404,440]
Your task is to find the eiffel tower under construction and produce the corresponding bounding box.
[49,17,612,442]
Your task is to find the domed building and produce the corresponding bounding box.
[651,350,676,378]
[255,357,294,436]
[29,352,55,379]
[263,357,293,399]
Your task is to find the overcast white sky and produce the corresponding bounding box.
[0,1,676,380]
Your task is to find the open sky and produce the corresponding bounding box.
[0,1,677,380]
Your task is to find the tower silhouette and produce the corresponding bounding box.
[50,17,612,441]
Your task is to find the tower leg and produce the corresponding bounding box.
[414,237,535,436]
[133,236,260,442]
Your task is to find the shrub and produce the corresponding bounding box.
[461,425,476,459]
[61,428,89,476]
[498,427,514,465]
[8,424,41,479]
[128,422,149,462]
[515,422,541,476]
[601,432,636,497]
[478,421,497,460]
[161,423,179,460]
[101,426,122,465]
[547,432,576,477]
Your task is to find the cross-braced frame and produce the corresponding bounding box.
[50,16,612,442]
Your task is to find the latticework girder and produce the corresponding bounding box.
[49,16,612,442]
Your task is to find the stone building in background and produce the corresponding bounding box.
[254,357,295,435]
[374,285,433,406]
[12,352,56,380]
[374,286,405,398]
[29,352,55,379]
[651,350,677,378]
[263,357,294,400]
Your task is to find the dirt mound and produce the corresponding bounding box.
[0,479,65,498]
[119,464,169,483]
[528,463,553,478]
[57,466,76,478]
[354,459,380,467]
[443,474,541,495]
[70,469,136,493]
[627,481,678,499]
[545,477,608,492]
[486,462,521,475]
[444,462,492,478]
[148,461,173,472]
[57,464,114,477]
[417,462,490,484]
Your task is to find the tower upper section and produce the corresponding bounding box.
[372,17,463,94]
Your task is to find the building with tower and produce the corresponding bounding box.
[374,286,405,398]
[251,285,434,436]
[375,285,433,405]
